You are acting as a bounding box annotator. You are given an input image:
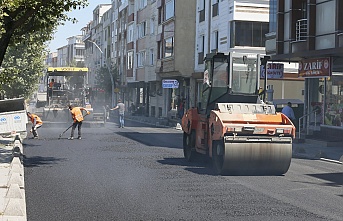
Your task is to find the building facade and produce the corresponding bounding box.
[270,0,343,140]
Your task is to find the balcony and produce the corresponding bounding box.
[291,19,308,53]
[295,19,307,42]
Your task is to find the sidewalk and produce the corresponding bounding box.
[293,139,343,164]
[0,134,27,221]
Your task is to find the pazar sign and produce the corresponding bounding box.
[298,57,331,78]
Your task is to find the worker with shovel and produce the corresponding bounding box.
[68,105,90,140]
[27,112,43,139]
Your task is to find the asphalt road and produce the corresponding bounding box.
[23,120,343,221]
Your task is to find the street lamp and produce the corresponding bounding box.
[87,40,115,107]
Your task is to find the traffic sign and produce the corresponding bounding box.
[162,79,179,88]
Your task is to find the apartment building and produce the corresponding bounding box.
[269,0,343,140]
[155,0,197,118]
[110,0,196,119]
[193,0,269,107]
[46,52,58,68]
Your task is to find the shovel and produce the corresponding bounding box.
[58,113,89,139]
[58,124,73,139]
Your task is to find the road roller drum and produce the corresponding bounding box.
[212,138,292,175]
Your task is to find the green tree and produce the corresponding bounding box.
[95,63,118,104]
[0,0,88,67]
[0,39,46,99]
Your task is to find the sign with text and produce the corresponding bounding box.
[47,67,88,72]
[298,57,331,78]
[162,79,179,88]
[260,63,284,79]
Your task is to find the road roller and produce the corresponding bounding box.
[181,52,295,175]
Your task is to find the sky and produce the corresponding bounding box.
[48,0,111,52]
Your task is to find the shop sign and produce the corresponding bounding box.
[47,67,88,72]
[298,57,331,78]
[162,79,179,88]
[260,63,284,79]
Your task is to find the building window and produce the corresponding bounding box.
[150,48,154,65]
[212,0,219,17]
[198,35,205,64]
[138,21,146,38]
[164,37,174,58]
[128,23,134,42]
[165,0,174,21]
[157,41,162,59]
[199,0,205,22]
[158,7,163,24]
[230,21,269,47]
[137,51,146,67]
[212,31,218,52]
[127,51,133,69]
[76,49,84,56]
[139,0,147,9]
[269,0,277,33]
[150,18,155,35]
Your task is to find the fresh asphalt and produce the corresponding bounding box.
[0,116,342,220]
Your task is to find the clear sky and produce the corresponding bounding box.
[48,0,111,52]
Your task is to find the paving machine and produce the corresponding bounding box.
[42,67,104,124]
[181,52,295,175]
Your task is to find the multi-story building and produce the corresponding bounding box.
[155,0,197,118]
[127,0,159,117]
[56,45,68,67]
[194,0,302,107]
[66,35,85,67]
[55,35,85,67]
[269,0,343,140]
[46,52,58,67]
[113,0,129,109]
[85,4,112,87]
[193,0,270,109]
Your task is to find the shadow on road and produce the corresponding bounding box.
[157,156,216,176]
[307,172,343,187]
[23,155,67,168]
[117,132,182,149]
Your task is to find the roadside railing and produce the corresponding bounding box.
[298,110,318,140]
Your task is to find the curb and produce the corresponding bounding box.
[0,134,27,221]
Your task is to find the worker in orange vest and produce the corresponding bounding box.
[27,112,43,139]
[68,105,90,140]
[48,79,55,97]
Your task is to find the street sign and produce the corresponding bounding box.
[162,79,179,88]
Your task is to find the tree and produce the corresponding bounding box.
[0,39,46,99]
[0,0,88,67]
[95,63,118,104]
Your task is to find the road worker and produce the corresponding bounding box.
[27,112,43,139]
[68,105,90,140]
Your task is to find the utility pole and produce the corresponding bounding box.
[88,40,115,107]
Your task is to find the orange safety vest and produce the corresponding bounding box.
[70,107,84,122]
[30,114,43,125]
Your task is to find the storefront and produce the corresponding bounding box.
[299,57,343,141]
[323,74,343,127]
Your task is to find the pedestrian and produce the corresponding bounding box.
[178,98,185,119]
[111,98,125,128]
[68,105,90,140]
[27,112,43,139]
[282,102,296,124]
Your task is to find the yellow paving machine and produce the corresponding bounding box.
[42,67,104,126]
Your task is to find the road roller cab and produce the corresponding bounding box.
[181,52,296,175]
